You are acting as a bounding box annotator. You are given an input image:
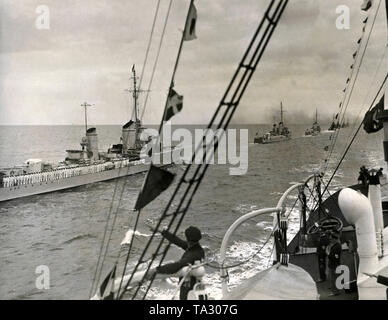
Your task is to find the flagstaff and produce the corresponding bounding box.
[158,0,197,134]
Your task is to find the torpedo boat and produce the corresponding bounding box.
[305,109,321,136]
[254,102,291,144]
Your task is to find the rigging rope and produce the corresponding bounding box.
[140,0,174,121]
[343,46,387,148]
[131,0,162,120]
[93,173,142,297]
[323,1,382,174]
[208,230,274,270]
[138,0,162,92]
[142,2,290,300]
[89,165,131,298]
[91,0,170,297]
[118,0,290,300]
[322,72,388,197]
[335,0,383,140]
[209,180,317,271]
[116,205,142,298]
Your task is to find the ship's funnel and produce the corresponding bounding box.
[86,127,99,160]
[122,120,136,153]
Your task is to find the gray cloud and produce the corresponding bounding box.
[0,0,386,125]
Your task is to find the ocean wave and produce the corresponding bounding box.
[62,234,97,245]
[146,240,274,300]
[120,229,150,246]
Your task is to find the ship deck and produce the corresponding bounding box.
[316,280,358,300]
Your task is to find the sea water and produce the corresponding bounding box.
[0,124,385,299]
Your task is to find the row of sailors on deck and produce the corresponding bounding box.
[2,168,83,188]
[1,159,138,188]
[113,158,145,168]
[114,159,131,169]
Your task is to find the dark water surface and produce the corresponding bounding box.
[0,124,385,299]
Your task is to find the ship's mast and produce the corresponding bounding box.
[126,65,149,123]
[81,102,93,134]
[280,101,284,123]
[130,65,139,123]
[315,108,318,123]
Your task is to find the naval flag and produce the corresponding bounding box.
[91,265,117,300]
[183,3,197,41]
[164,88,184,121]
[363,95,384,133]
[361,0,373,11]
[134,165,175,211]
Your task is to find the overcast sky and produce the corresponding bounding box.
[0,0,387,125]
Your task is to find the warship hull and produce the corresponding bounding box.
[304,131,320,137]
[254,135,291,144]
[0,149,178,203]
[0,162,149,203]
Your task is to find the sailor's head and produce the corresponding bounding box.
[329,230,341,241]
[185,226,202,245]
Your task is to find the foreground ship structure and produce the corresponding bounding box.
[0,66,173,203]
[219,168,388,300]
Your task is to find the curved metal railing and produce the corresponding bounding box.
[219,174,320,295]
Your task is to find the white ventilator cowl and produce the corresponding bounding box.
[338,188,388,299]
[338,188,378,275]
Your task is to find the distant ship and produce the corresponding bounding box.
[328,115,350,131]
[328,114,340,131]
[305,109,321,136]
[0,66,174,203]
[254,102,291,144]
[341,118,350,128]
